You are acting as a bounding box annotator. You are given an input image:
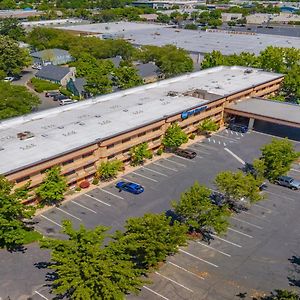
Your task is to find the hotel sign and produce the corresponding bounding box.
[181,105,208,120]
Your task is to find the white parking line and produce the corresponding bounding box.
[291,168,300,173]
[71,201,97,214]
[232,217,263,229]
[213,139,216,143]
[190,146,210,154]
[243,211,269,221]
[143,166,168,177]
[40,214,62,228]
[179,249,219,267]
[213,133,239,142]
[131,171,158,182]
[211,234,242,248]
[56,207,82,221]
[143,286,170,300]
[167,261,204,280]
[153,162,178,172]
[35,291,49,300]
[195,143,217,151]
[265,191,295,202]
[224,148,245,165]
[84,193,111,207]
[225,129,228,133]
[99,188,124,200]
[228,227,253,238]
[254,203,272,212]
[223,142,226,146]
[173,155,195,162]
[155,272,194,293]
[164,158,186,167]
[196,241,231,257]
[230,131,234,135]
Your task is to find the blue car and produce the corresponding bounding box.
[116,181,144,194]
[229,123,248,133]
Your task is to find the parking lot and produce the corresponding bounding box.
[1,129,300,300]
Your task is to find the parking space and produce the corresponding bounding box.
[3,129,300,299]
[138,179,300,300]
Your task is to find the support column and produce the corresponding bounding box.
[248,118,255,130]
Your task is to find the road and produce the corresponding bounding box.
[0,130,299,300]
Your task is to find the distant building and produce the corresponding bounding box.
[22,18,83,28]
[67,78,89,99]
[134,62,163,83]
[221,13,243,22]
[246,13,300,24]
[139,14,159,22]
[132,0,205,9]
[0,9,43,20]
[31,49,74,66]
[35,65,76,86]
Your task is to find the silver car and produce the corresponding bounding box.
[275,176,300,190]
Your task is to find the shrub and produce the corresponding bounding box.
[156,148,163,156]
[189,133,196,140]
[31,78,60,93]
[92,178,99,185]
[75,186,81,192]
[97,160,124,181]
[130,143,152,166]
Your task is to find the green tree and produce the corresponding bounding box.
[114,66,143,89]
[201,50,225,69]
[130,142,152,166]
[0,18,25,41]
[97,160,124,181]
[252,158,266,182]
[0,81,40,120]
[0,176,37,249]
[112,213,188,268]
[40,220,145,299]
[282,65,300,102]
[162,123,188,150]
[198,118,219,136]
[0,35,32,76]
[36,166,67,205]
[215,171,263,203]
[172,182,230,234]
[259,138,300,181]
[260,289,299,300]
[85,73,112,96]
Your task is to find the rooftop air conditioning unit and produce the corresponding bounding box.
[17,131,34,140]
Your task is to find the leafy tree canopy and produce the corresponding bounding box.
[0,81,40,120]
[259,138,300,181]
[215,171,263,203]
[198,118,219,134]
[36,166,67,205]
[40,220,145,299]
[111,213,188,268]
[162,123,188,149]
[0,35,32,76]
[113,66,143,89]
[0,176,36,249]
[97,160,124,181]
[260,289,299,300]
[0,18,25,41]
[130,142,152,166]
[172,181,230,234]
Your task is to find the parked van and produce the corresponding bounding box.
[59,99,76,106]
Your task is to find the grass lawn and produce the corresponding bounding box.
[23,229,43,244]
[31,78,60,93]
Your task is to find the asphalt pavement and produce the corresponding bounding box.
[1,129,300,300]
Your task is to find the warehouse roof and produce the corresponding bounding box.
[226,98,300,126]
[57,22,300,55]
[0,66,282,175]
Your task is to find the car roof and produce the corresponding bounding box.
[128,182,141,188]
[279,175,293,180]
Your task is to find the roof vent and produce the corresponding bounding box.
[0,147,4,151]
[95,114,101,118]
[41,134,48,137]
[244,69,253,74]
[17,131,34,140]
[99,120,111,125]
[58,126,64,129]
[123,109,128,112]
[63,131,77,136]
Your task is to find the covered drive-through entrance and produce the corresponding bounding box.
[225,97,300,141]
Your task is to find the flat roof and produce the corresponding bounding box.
[226,98,300,125]
[57,22,300,55]
[57,21,169,34]
[0,66,282,175]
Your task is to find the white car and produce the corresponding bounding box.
[4,77,14,82]
[32,64,42,70]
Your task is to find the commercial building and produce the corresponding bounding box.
[57,22,300,64]
[0,9,43,20]
[0,66,286,201]
[246,13,300,25]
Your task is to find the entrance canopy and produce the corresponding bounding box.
[225,98,300,129]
